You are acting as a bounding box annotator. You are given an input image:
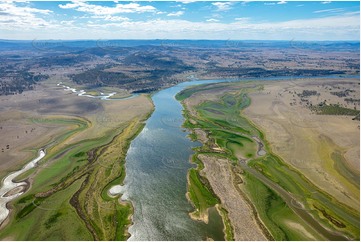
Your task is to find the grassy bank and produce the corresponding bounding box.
[0,104,154,240]
[176,82,360,240]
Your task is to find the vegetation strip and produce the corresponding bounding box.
[176,82,359,241]
[0,105,154,240]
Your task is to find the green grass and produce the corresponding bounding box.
[74,120,145,240]
[0,178,92,240]
[178,82,360,241]
[12,117,89,183]
[243,171,288,240]
[188,168,219,215]
[0,107,153,241]
[243,171,325,240]
[187,153,225,239]
[217,206,234,241]
[331,151,360,188]
[176,83,228,101]
[190,92,262,161]
[248,154,360,238]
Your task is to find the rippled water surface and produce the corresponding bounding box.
[122,75,357,240]
[123,80,227,240]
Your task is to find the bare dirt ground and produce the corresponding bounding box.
[198,154,267,241]
[243,78,360,210]
[0,86,69,180]
[0,78,153,182]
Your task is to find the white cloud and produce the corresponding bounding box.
[176,0,196,4]
[241,0,253,6]
[313,8,344,14]
[75,14,359,40]
[234,17,249,22]
[0,1,53,29]
[0,1,52,15]
[297,5,304,7]
[321,1,332,4]
[343,11,360,16]
[265,2,287,6]
[170,4,182,8]
[60,20,75,26]
[211,13,223,19]
[91,15,129,22]
[206,18,219,22]
[167,11,184,17]
[1,0,31,3]
[0,2,359,41]
[58,1,156,15]
[212,2,233,11]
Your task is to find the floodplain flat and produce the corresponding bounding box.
[0,38,359,241]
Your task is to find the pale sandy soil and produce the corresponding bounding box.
[193,129,208,143]
[0,87,69,180]
[182,78,359,239]
[243,78,360,210]
[69,94,152,144]
[0,79,153,183]
[0,112,62,170]
[283,220,318,240]
[198,154,267,241]
[186,188,210,224]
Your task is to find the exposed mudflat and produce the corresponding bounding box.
[198,154,267,241]
[0,149,45,225]
[244,78,360,210]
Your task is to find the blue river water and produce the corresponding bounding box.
[122,75,359,240]
[123,80,227,240]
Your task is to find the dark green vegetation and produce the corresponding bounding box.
[177,83,360,240]
[187,155,233,240]
[298,90,319,97]
[0,115,151,240]
[188,168,219,215]
[1,40,359,95]
[0,71,48,95]
[217,206,234,241]
[70,52,194,93]
[187,154,220,224]
[71,66,139,87]
[311,103,360,116]
[243,172,305,240]
[330,89,355,98]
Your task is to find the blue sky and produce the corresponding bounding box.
[0,1,359,40]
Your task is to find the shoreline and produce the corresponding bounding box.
[0,94,155,240]
[185,174,210,225]
[176,97,236,240]
[175,78,359,240]
[0,149,45,227]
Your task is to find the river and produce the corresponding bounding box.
[121,75,358,240]
[122,79,228,240]
[0,75,356,237]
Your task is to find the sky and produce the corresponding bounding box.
[0,0,359,40]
